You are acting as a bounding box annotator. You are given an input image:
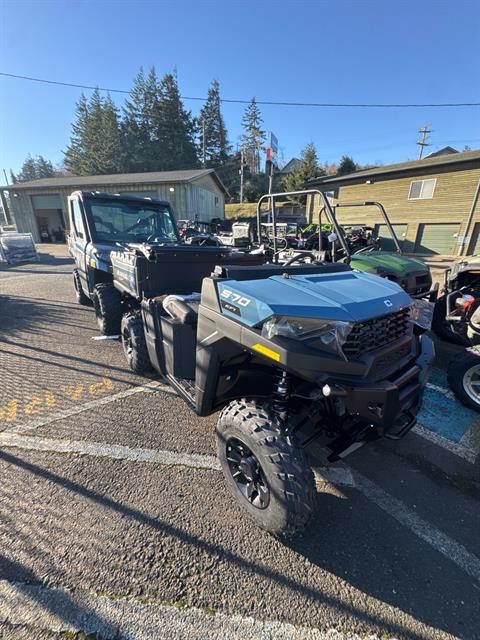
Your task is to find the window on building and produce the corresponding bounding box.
[408,178,436,200]
[71,199,85,239]
[215,196,219,207]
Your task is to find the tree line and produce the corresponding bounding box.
[10,66,360,201]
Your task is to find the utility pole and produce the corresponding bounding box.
[239,149,245,204]
[417,125,432,159]
[267,160,274,224]
[201,118,206,167]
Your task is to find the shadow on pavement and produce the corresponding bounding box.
[0,448,476,640]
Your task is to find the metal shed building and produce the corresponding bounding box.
[0,169,227,243]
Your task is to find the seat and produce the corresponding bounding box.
[159,295,200,325]
[213,262,351,281]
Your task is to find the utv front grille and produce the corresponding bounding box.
[343,308,411,357]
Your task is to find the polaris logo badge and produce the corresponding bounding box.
[384,299,393,307]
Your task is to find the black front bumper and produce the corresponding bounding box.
[326,334,435,460]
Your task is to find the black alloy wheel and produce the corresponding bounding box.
[226,437,270,509]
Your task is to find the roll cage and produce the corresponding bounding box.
[256,189,351,261]
[332,201,403,254]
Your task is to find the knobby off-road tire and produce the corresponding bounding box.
[92,283,122,335]
[121,312,151,374]
[73,269,90,306]
[447,348,480,411]
[432,296,469,346]
[216,399,316,537]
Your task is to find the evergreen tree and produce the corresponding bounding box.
[155,72,198,170]
[283,142,323,196]
[122,67,162,172]
[337,155,357,175]
[199,79,229,167]
[64,89,123,175]
[97,95,123,173]
[64,94,89,174]
[240,98,265,174]
[13,154,55,182]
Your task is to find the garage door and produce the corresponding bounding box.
[467,223,480,255]
[374,223,408,252]
[414,223,460,255]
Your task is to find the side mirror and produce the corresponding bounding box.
[328,232,337,243]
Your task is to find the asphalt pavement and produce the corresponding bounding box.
[0,245,479,640]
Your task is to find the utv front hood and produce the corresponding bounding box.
[217,270,411,327]
[349,252,428,277]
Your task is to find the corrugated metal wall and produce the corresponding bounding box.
[7,176,225,242]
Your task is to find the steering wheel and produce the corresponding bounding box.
[282,252,317,266]
[266,236,288,251]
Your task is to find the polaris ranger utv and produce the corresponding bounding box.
[111,190,435,537]
[67,191,183,334]
[67,191,261,334]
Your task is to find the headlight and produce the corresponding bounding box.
[261,315,353,358]
[409,298,434,330]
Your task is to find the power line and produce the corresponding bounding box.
[1,71,479,108]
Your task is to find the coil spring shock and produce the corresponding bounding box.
[272,370,290,431]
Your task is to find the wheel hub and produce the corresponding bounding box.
[463,363,480,404]
[226,438,270,509]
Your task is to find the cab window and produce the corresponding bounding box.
[71,199,85,239]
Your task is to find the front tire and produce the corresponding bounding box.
[447,348,480,411]
[92,283,122,335]
[216,399,315,537]
[73,269,90,306]
[121,312,151,374]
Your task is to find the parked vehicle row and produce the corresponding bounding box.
[68,189,436,537]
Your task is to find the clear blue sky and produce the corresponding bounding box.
[1,0,479,176]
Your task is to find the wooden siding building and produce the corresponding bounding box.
[307,149,480,255]
[0,169,227,243]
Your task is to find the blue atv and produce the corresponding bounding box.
[110,193,435,537]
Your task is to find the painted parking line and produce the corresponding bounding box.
[0,579,388,640]
[0,432,354,487]
[0,433,478,582]
[0,433,221,471]
[413,424,477,463]
[419,369,478,444]
[426,381,456,401]
[350,470,480,583]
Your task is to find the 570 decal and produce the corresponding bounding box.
[220,289,252,307]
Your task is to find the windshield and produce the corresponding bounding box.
[86,200,180,244]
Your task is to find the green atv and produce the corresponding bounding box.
[258,196,434,300]
[333,201,433,298]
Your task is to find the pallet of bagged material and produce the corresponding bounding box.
[0,233,39,264]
